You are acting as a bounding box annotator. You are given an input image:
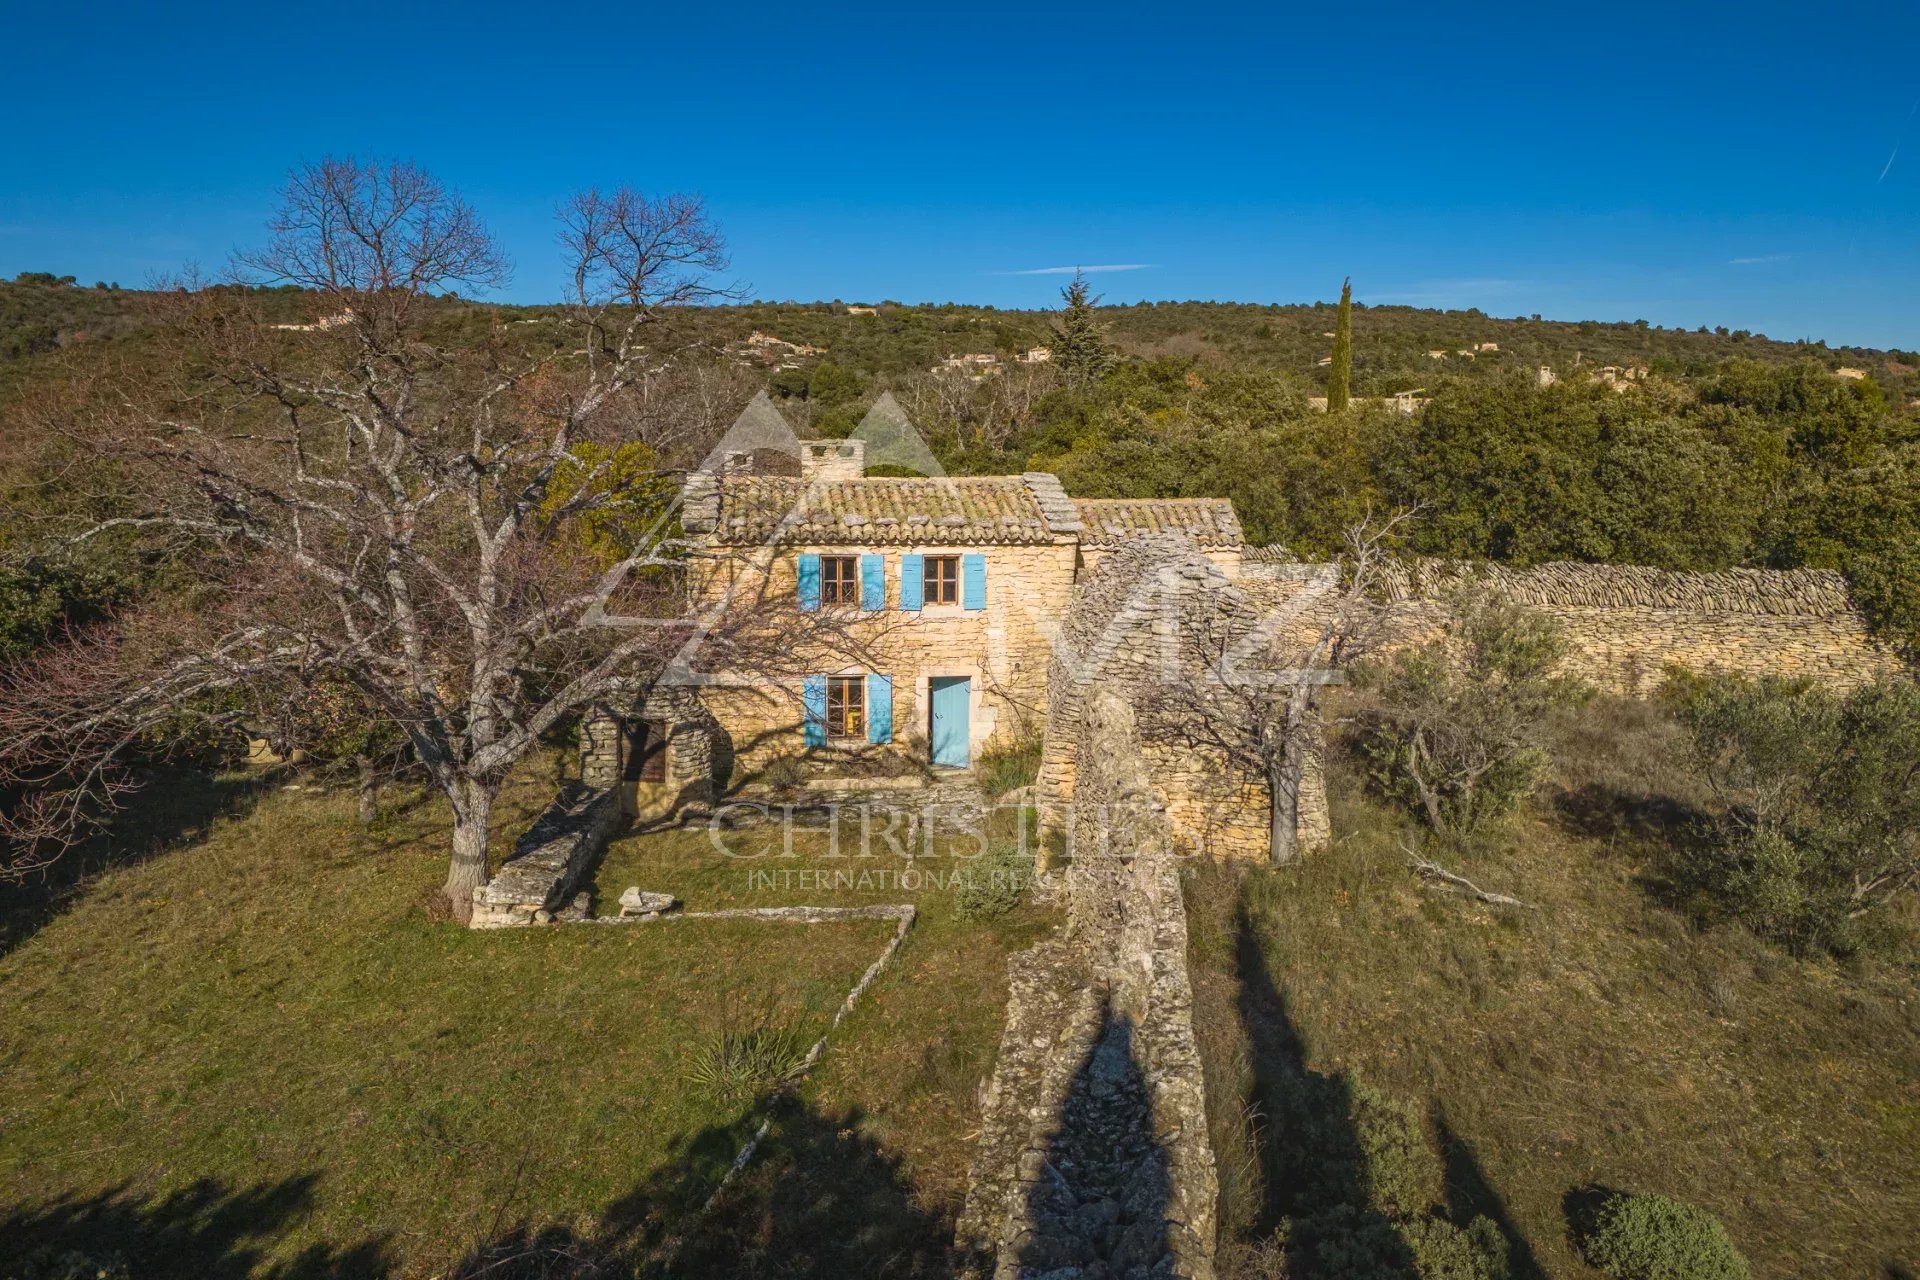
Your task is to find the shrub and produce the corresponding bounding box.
[1663,672,1920,955]
[953,842,1031,921]
[1401,1215,1510,1280]
[686,1023,811,1106]
[758,754,808,792]
[1354,591,1585,835]
[976,733,1042,798]
[1578,1192,1749,1280]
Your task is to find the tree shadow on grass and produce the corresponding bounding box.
[451,1096,953,1279]
[1,764,282,961]
[1436,1107,1548,1280]
[1230,899,1543,1279]
[0,1174,393,1279]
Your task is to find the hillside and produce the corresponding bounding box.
[6,275,1916,401]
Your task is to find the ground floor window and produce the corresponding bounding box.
[826,676,865,738]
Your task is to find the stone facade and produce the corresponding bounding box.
[578,686,718,823]
[692,537,1078,778]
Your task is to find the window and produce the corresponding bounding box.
[821,555,859,605]
[923,555,960,606]
[826,676,865,738]
[623,720,667,783]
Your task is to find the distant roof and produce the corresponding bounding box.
[684,472,1081,546]
[1072,498,1244,550]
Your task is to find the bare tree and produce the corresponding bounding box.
[0,159,834,919]
[1147,511,1415,865]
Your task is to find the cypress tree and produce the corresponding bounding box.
[1053,270,1116,389]
[1327,276,1353,412]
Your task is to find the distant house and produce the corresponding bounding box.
[1017,347,1053,364]
[933,352,1001,378]
[1426,349,1448,360]
[846,305,878,316]
[1536,366,1557,387]
[1474,341,1499,352]
[1836,367,1867,381]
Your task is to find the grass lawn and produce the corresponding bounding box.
[0,766,1049,1278]
[1188,696,1920,1279]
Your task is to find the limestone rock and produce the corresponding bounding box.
[618,888,679,919]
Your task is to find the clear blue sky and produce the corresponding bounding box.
[5,0,1919,347]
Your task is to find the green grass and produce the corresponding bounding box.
[1188,695,1920,1279]
[0,766,1049,1277]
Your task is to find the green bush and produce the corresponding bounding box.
[4,1249,129,1280]
[976,733,1042,798]
[1401,1215,1510,1280]
[1354,591,1585,835]
[952,842,1031,922]
[1579,1192,1748,1280]
[1664,672,1920,955]
[685,1023,812,1106]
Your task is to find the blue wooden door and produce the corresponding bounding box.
[928,676,970,768]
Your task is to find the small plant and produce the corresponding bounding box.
[953,842,1031,922]
[976,733,1042,798]
[5,1250,130,1280]
[758,754,809,792]
[1578,1192,1749,1280]
[686,1023,812,1106]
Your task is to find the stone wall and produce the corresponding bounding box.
[959,688,1219,1278]
[579,686,718,822]
[1241,555,1903,697]
[1039,536,1330,863]
[1378,561,1901,694]
[469,784,623,929]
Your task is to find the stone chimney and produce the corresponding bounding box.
[800,438,865,482]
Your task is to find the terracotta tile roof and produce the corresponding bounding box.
[1072,498,1245,549]
[699,475,1070,545]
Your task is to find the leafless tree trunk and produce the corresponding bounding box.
[356,754,379,827]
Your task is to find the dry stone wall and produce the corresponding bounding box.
[1240,555,1902,697]
[959,688,1219,1279]
[469,784,622,929]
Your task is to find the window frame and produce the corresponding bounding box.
[826,675,866,739]
[820,554,860,606]
[923,555,960,607]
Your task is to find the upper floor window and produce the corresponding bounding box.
[821,555,859,605]
[923,555,960,606]
[826,675,865,738]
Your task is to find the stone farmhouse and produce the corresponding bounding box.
[564,434,1899,867]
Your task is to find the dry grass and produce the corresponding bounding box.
[1189,696,1920,1279]
[0,767,1048,1277]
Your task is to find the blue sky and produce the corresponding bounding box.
[5,0,1919,347]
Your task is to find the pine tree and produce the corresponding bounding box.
[1053,270,1116,389]
[1327,276,1353,413]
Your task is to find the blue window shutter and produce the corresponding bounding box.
[962,553,986,611]
[802,675,827,746]
[899,554,924,611]
[860,553,886,611]
[866,673,893,744]
[796,554,822,612]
